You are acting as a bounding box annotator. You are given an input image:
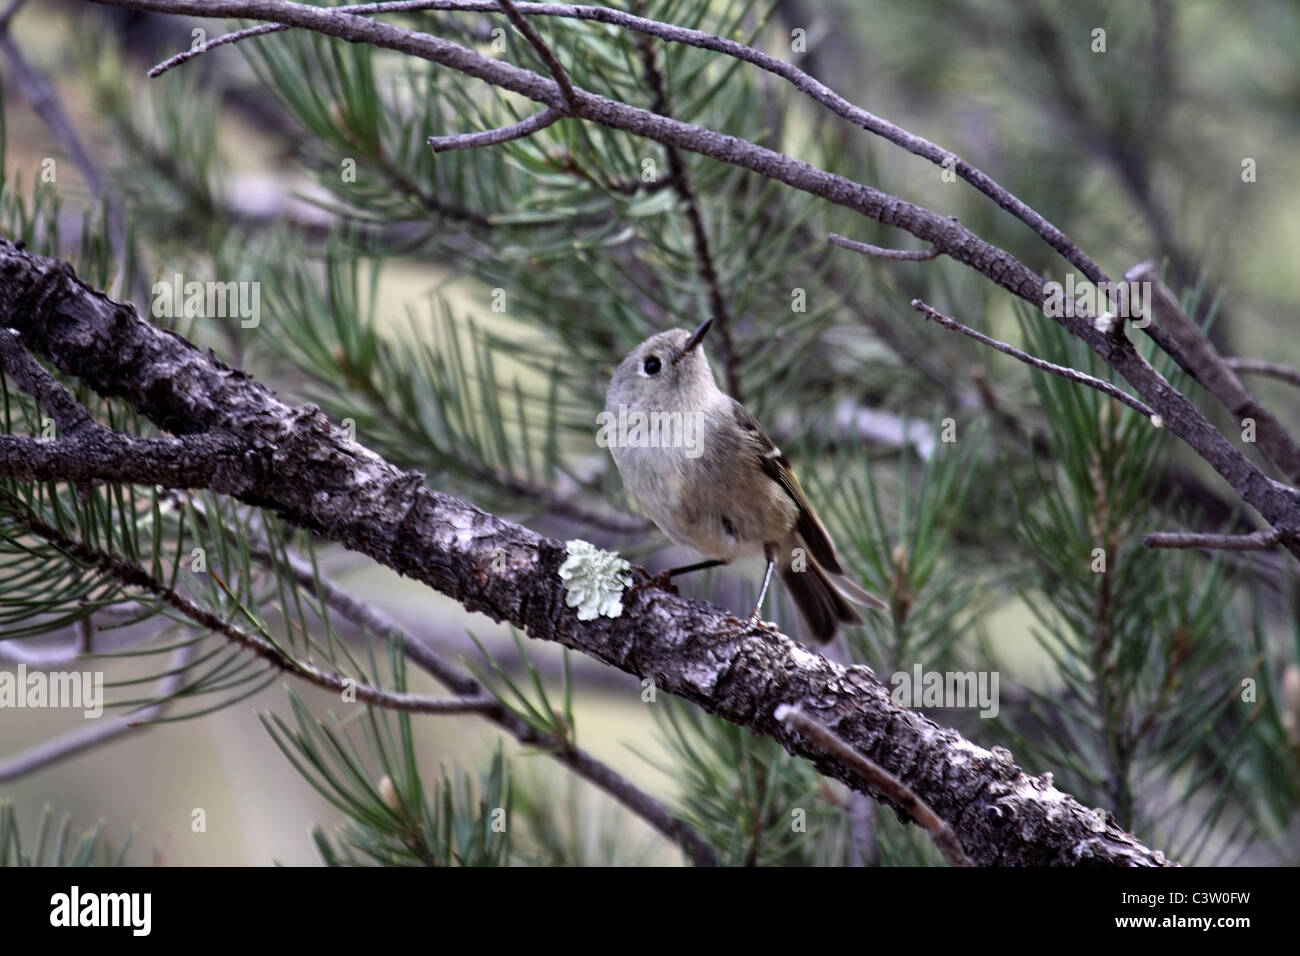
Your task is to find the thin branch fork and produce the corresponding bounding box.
[495,0,573,107]
[910,299,1156,420]
[1125,261,1300,483]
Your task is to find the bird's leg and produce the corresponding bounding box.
[719,547,782,637]
[742,554,777,628]
[668,558,728,578]
[631,558,727,595]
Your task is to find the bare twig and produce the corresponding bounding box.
[1142,528,1287,551]
[1223,358,1300,390]
[830,233,939,261]
[496,0,574,107]
[911,299,1156,419]
[428,105,562,152]
[0,642,200,783]
[148,0,499,78]
[775,704,972,867]
[150,20,285,76]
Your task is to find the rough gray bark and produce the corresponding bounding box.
[0,237,1171,866]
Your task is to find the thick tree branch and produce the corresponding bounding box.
[0,327,94,433]
[0,430,239,485]
[0,238,1172,865]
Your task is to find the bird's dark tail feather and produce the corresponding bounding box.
[779,558,863,645]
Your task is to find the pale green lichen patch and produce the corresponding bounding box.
[558,539,633,620]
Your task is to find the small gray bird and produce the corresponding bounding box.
[603,318,887,643]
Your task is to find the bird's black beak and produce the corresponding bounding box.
[674,317,713,364]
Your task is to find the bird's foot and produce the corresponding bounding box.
[717,611,782,640]
[629,567,678,596]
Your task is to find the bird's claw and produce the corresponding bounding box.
[717,613,781,639]
[629,567,678,596]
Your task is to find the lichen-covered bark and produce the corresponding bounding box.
[0,238,1170,865]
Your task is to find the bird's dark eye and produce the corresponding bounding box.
[643,355,661,375]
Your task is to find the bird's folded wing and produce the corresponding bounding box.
[729,397,843,575]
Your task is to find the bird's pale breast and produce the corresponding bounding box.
[611,406,798,562]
